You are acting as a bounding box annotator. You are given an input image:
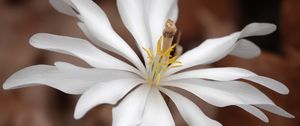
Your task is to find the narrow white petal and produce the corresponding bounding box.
[77,22,114,52]
[167,1,179,22]
[167,23,276,75]
[70,0,146,74]
[163,79,292,119]
[244,76,289,94]
[166,67,257,81]
[3,64,91,94]
[166,67,289,94]
[167,32,240,75]
[239,23,277,38]
[117,0,152,61]
[160,88,222,126]
[29,33,141,75]
[256,105,295,118]
[74,78,145,119]
[140,87,175,126]
[163,80,246,107]
[112,85,151,126]
[145,0,178,54]
[164,79,275,106]
[230,39,261,59]
[237,105,269,122]
[49,0,76,17]
[3,62,137,94]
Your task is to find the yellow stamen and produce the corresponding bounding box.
[143,48,154,64]
[157,36,163,55]
[143,19,182,86]
[156,74,161,86]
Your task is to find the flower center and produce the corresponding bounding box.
[144,19,182,86]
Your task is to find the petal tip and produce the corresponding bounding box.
[2,77,17,90]
[248,23,277,32]
[245,76,290,95]
[29,33,46,47]
[73,106,84,120]
[73,113,82,120]
[281,88,290,95]
[262,117,270,123]
[2,82,10,90]
[288,114,295,119]
[241,23,277,38]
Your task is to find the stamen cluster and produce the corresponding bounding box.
[144,19,182,86]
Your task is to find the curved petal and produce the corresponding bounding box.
[166,67,257,81]
[145,0,178,54]
[49,0,77,17]
[140,87,175,126]
[239,23,277,38]
[164,79,276,106]
[244,76,289,94]
[160,88,222,126]
[229,39,261,59]
[256,105,294,118]
[74,78,145,119]
[30,33,142,76]
[167,0,179,22]
[163,80,246,107]
[3,62,138,95]
[237,105,269,122]
[117,0,152,61]
[69,0,146,74]
[163,79,293,120]
[167,32,240,75]
[77,22,114,51]
[166,67,289,94]
[112,84,151,126]
[167,23,276,75]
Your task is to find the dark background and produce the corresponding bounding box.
[0,0,299,125]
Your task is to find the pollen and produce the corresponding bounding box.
[144,19,182,86]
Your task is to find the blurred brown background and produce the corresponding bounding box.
[0,0,299,126]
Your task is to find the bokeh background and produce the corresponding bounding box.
[0,0,299,126]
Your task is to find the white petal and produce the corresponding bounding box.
[70,0,146,74]
[230,39,261,59]
[163,80,246,107]
[256,105,295,118]
[167,1,179,22]
[49,0,76,17]
[164,79,277,106]
[140,87,175,126]
[167,23,276,75]
[112,84,151,126]
[145,0,178,54]
[166,67,289,94]
[167,32,240,75]
[29,33,141,75]
[3,64,90,94]
[237,105,269,122]
[77,22,114,51]
[54,62,139,81]
[117,0,152,61]
[3,62,136,95]
[244,76,289,94]
[239,23,277,38]
[166,67,257,81]
[163,79,292,119]
[160,88,222,126]
[74,78,145,119]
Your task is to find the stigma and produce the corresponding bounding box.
[144,19,182,86]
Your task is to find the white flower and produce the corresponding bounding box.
[3,0,294,125]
